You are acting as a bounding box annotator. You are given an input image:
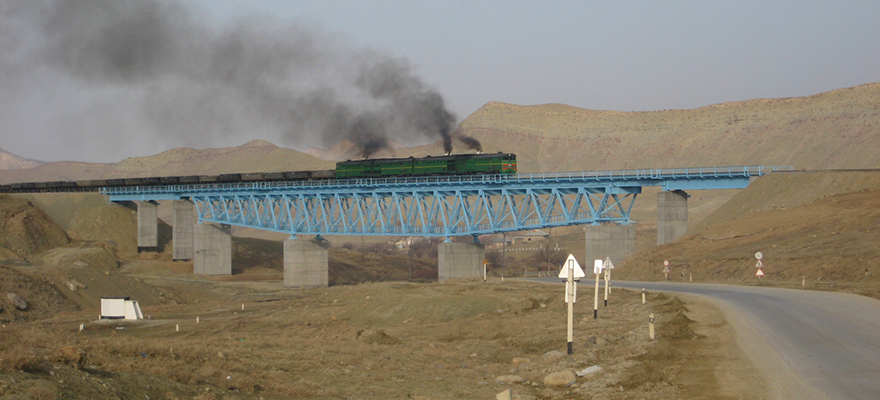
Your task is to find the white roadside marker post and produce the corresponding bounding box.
[593,259,602,320]
[642,288,646,304]
[566,261,574,355]
[649,313,655,340]
[603,268,609,307]
[558,254,584,355]
[663,259,670,281]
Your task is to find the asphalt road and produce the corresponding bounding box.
[530,278,880,400]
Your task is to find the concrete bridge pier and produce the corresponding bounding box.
[657,190,688,245]
[438,239,485,282]
[172,199,194,260]
[136,201,159,252]
[584,224,636,265]
[194,222,232,275]
[283,236,329,287]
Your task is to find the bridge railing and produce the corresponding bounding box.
[100,165,793,195]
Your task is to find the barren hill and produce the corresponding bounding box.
[0,148,44,170]
[459,83,880,173]
[0,140,335,184]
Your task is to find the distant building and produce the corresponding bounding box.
[100,297,144,320]
[395,237,415,249]
[512,229,550,243]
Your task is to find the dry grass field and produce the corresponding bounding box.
[0,266,754,400]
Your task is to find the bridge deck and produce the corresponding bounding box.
[103,166,788,198]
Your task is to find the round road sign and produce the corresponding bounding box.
[664,260,669,266]
[755,252,763,260]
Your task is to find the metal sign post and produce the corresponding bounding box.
[603,257,614,307]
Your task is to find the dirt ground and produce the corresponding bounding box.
[0,261,764,400]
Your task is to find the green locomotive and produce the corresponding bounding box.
[335,153,517,178]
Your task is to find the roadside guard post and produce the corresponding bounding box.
[593,259,604,320]
[558,254,585,355]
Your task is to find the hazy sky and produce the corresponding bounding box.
[2,0,878,163]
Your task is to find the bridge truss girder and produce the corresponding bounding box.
[193,185,641,237]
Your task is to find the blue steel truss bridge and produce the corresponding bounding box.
[102,166,791,238]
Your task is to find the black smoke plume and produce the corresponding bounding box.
[0,0,463,162]
[455,132,483,153]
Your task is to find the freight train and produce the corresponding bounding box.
[0,153,517,193]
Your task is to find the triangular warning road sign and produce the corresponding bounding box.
[558,254,586,279]
[603,257,615,270]
[756,269,764,277]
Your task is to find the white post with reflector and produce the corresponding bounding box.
[593,259,603,320]
[558,254,584,355]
